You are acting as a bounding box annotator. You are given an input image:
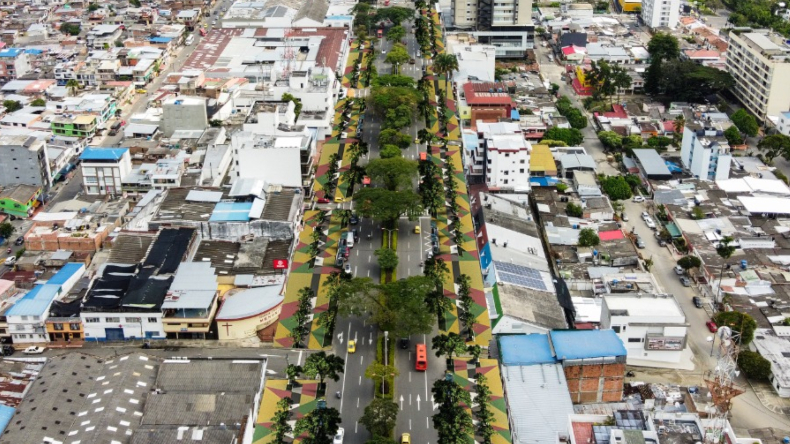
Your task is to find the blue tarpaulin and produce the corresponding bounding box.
[511,109,520,120]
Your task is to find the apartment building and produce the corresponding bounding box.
[85,25,123,50]
[0,48,31,83]
[0,135,51,190]
[79,147,132,195]
[680,124,732,181]
[726,30,790,121]
[453,0,534,57]
[476,121,532,191]
[640,0,680,29]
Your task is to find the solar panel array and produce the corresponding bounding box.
[493,261,548,291]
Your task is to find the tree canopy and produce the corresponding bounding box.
[600,176,632,200]
[730,109,759,137]
[645,59,733,102]
[433,53,459,78]
[375,248,399,271]
[378,129,413,149]
[647,33,680,61]
[360,398,399,438]
[354,188,423,227]
[578,228,600,247]
[386,25,406,43]
[385,44,411,72]
[295,406,342,444]
[542,127,583,146]
[713,311,757,345]
[723,125,743,146]
[677,255,702,271]
[380,144,402,158]
[372,74,416,88]
[757,134,790,162]
[365,157,418,191]
[370,86,421,114]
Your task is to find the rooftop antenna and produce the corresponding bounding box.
[704,326,744,444]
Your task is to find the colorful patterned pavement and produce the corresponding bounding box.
[450,358,512,444]
[421,7,491,347]
[253,379,321,444]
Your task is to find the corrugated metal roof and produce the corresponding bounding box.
[209,202,253,222]
[500,334,555,366]
[550,330,626,360]
[6,284,60,317]
[80,147,129,161]
[186,190,223,202]
[633,149,671,177]
[530,144,557,173]
[503,363,574,444]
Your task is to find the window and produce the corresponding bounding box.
[505,153,510,157]
[69,323,80,331]
[85,318,100,323]
[628,338,642,343]
[105,317,120,323]
[612,326,621,333]
[21,316,28,321]
[53,323,64,331]
[519,169,524,173]
[32,316,40,321]
[126,317,141,323]
[147,317,158,323]
[520,159,525,164]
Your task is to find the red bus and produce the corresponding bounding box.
[415,343,427,371]
[377,29,383,38]
[419,152,427,161]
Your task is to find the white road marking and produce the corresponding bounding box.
[426,417,430,429]
[339,324,352,413]
[367,269,371,277]
[357,398,360,408]
[298,350,304,365]
[355,421,359,433]
[354,266,358,276]
[409,419,412,431]
[409,394,412,405]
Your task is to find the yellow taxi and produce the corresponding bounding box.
[414,225,421,234]
[334,194,344,203]
[347,340,356,354]
[136,89,147,94]
[401,433,411,444]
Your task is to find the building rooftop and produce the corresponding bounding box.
[162,262,218,310]
[0,184,40,204]
[216,285,284,320]
[550,329,626,360]
[499,334,555,366]
[603,293,685,318]
[633,149,671,177]
[80,147,129,161]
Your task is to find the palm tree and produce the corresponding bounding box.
[66,79,80,97]
[673,114,686,145]
[432,332,467,368]
[433,53,459,81]
[303,351,345,395]
[337,209,352,228]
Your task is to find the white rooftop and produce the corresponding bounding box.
[738,195,790,215]
[603,294,684,318]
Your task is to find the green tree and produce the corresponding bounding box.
[432,332,467,363]
[303,351,345,391]
[386,25,406,43]
[647,136,672,148]
[285,364,302,387]
[566,202,583,218]
[578,228,600,247]
[432,378,473,444]
[730,109,759,137]
[737,350,772,381]
[272,397,293,444]
[723,125,743,146]
[375,248,399,271]
[385,44,410,73]
[597,131,623,151]
[365,361,399,397]
[60,22,81,36]
[360,398,399,437]
[2,101,22,113]
[716,235,736,262]
[623,134,644,149]
[373,74,416,87]
[375,6,415,24]
[713,311,757,345]
[433,53,459,80]
[366,157,418,191]
[30,98,46,107]
[66,79,81,96]
[378,129,413,149]
[543,127,583,146]
[757,134,790,162]
[291,287,314,348]
[295,406,342,444]
[353,188,422,228]
[600,176,633,200]
[383,104,414,130]
[88,2,100,10]
[129,0,141,6]
[380,144,402,158]
[677,255,702,272]
[647,32,680,61]
[282,93,303,120]
[643,57,662,96]
[0,223,13,239]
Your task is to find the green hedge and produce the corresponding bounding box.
[374,336,396,399]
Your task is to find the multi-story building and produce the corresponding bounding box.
[0,185,43,219]
[452,0,534,58]
[680,124,732,181]
[49,94,118,126]
[79,147,132,195]
[474,121,531,191]
[0,135,51,190]
[726,30,790,121]
[778,111,790,136]
[85,24,123,49]
[162,96,208,137]
[161,262,219,340]
[122,158,185,193]
[0,48,31,83]
[640,0,680,29]
[51,114,99,139]
[601,293,691,368]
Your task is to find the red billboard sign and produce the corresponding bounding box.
[273,259,289,270]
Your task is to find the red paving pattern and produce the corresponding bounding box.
[182,28,244,71]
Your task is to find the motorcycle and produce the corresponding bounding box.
[335,391,342,399]
[625,370,635,377]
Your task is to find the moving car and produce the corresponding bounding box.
[632,196,645,203]
[414,225,421,234]
[692,297,703,308]
[334,428,345,444]
[349,213,359,225]
[343,263,352,275]
[705,320,718,333]
[4,257,15,266]
[347,340,356,354]
[23,346,45,354]
[401,433,411,444]
[399,337,409,349]
[317,197,331,204]
[409,58,415,64]
[14,236,24,246]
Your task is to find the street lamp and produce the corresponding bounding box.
[381,227,398,249]
[714,263,732,306]
[706,335,716,357]
[383,331,389,396]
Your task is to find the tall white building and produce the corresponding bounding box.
[476,121,531,191]
[680,124,732,181]
[727,30,790,121]
[640,0,680,29]
[452,0,534,58]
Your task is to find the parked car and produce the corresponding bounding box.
[680,276,691,287]
[317,197,331,204]
[23,346,45,354]
[620,213,629,222]
[641,211,650,220]
[14,236,24,246]
[334,428,345,444]
[349,214,359,225]
[644,217,656,230]
[635,237,645,249]
[0,345,14,356]
[343,263,352,275]
[674,265,684,275]
[705,320,718,333]
[632,196,645,203]
[692,297,703,308]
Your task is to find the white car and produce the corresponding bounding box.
[333,428,345,444]
[343,263,352,275]
[641,211,650,220]
[23,346,46,354]
[645,217,656,229]
[4,256,15,266]
[632,196,645,203]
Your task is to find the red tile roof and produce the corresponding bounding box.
[572,422,594,444]
[598,230,624,241]
[604,104,628,119]
[463,83,514,105]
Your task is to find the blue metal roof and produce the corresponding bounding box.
[80,147,129,161]
[500,334,555,366]
[149,37,173,43]
[550,330,626,360]
[6,284,61,317]
[209,202,253,222]
[0,405,14,436]
[0,48,23,58]
[24,49,44,55]
[47,263,85,286]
